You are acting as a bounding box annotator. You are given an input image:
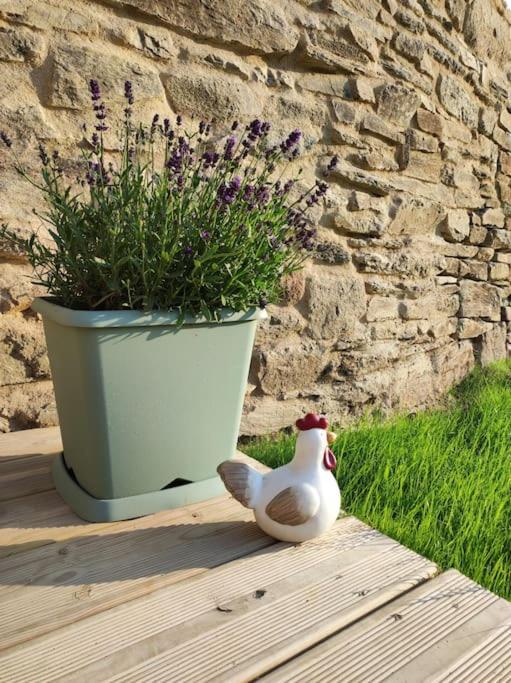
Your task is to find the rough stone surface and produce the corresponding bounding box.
[459,281,502,322]
[0,0,510,434]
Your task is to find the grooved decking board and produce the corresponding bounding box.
[0,429,267,561]
[0,428,61,502]
[261,569,511,683]
[0,453,54,502]
[0,518,437,683]
[0,427,62,459]
[0,496,273,651]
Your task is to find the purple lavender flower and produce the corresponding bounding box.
[243,184,255,202]
[259,296,268,308]
[0,131,12,148]
[124,80,134,105]
[327,155,338,172]
[247,119,263,141]
[184,245,193,256]
[91,132,99,149]
[163,118,170,134]
[38,143,49,166]
[89,79,101,102]
[216,177,242,207]
[280,128,301,154]
[202,151,219,169]
[283,179,294,194]
[200,230,211,240]
[231,121,239,131]
[176,114,182,126]
[199,121,206,134]
[224,136,236,160]
[255,185,270,206]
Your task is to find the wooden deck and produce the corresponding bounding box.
[0,427,509,682]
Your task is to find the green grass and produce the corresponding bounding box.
[243,361,511,600]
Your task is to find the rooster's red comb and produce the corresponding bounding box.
[296,413,328,431]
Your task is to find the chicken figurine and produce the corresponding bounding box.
[217,413,340,543]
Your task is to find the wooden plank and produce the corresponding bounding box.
[0,454,54,501]
[0,489,107,559]
[261,569,511,683]
[0,427,62,459]
[0,429,265,558]
[0,493,273,651]
[0,427,61,501]
[0,517,437,682]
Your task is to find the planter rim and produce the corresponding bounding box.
[32,296,268,328]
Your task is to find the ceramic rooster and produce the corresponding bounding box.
[217,413,340,542]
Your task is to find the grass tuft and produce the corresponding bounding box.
[243,361,511,600]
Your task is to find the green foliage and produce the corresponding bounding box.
[0,82,333,317]
[245,361,511,601]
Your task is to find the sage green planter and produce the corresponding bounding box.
[33,297,266,522]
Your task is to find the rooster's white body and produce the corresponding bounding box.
[218,415,341,543]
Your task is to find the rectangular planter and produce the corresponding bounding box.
[33,297,266,521]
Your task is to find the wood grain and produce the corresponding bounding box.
[261,570,511,683]
[0,517,437,682]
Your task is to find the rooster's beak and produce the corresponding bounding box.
[327,431,337,445]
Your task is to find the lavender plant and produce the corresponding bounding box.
[0,80,337,319]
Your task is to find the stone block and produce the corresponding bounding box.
[392,33,425,66]
[479,107,498,136]
[334,211,384,237]
[0,26,44,63]
[488,262,509,281]
[104,0,299,55]
[0,314,49,385]
[360,113,403,144]
[481,208,505,228]
[500,108,511,133]
[486,229,511,250]
[298,74,349,98]
[332,100,357,124]
[305,275,366,341]
[468,225,488,245]
[49,45,163,109]
[457,318,492,339]
[164,69,259,121]
[403,151,442,183]
[475,248,494,262]
[459,259,487,281]
[500,151,511,176]
[437,75,478,128]
[399,292,459,320]
[349,77,376,103]
[493,127,511,152]
[474,323,507,366]
[257,342,327,398]
[459,281,501,321]
[376,83,420,126]
[0,380,57,432]
[407,129,439,153]
[440,210,470,242]
[416,109,443,137]
[366,296,400,322]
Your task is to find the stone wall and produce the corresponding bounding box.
[1,0,511,434]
